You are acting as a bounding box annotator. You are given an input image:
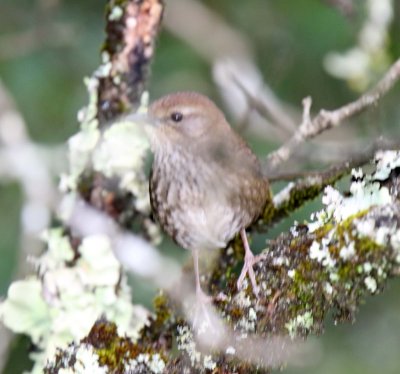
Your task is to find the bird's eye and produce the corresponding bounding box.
[170,112,183,122]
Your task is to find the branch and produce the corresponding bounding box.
[267,58,400,170]
[261,137,400,227]
[64,0,164,240]
[97,0,163,124]
[44,150,400,373]
[229,69,296,135]
[1,1,164,372]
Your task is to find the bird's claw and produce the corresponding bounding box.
[237,251,261,298]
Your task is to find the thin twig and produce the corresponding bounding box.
[266,58,400,170]
[231,73,296,135]
[267,137,400,182]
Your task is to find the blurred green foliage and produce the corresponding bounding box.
[0,0,399,373]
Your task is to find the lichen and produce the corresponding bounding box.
[92,119,151,213]
[42,149,400,374]
[45,319,169,374]
[264,169,346,227]
[285,311,314,338]
[176,325,218,371]
[108,5,124,21]
[1,229,149,374]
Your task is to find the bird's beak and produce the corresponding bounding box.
[125,111,159,128]
[124,110,162,148]
[145,113,159,127]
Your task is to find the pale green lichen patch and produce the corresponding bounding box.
[77,76,100,129]
[308,181,391,234]
[108,5,123,21]
[0,279,50,344]
[45,319,168,374]
[59,345,108,374]
[176,325,217,371]
[125,353,166,373]
[373,150,400,181]
[62,91,156,239]
[92,120,151,213]
[306,151,399,235]
[285,311,314,338]
[364,276,378,293]
[60,95,159,243]
[60,123,100,191]
[1,229,149,374]
[40,228,75,264]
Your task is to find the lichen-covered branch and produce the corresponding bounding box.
[263,139,400,226]
[44,150,400,373]
[262,161,350,227]
[0,1,164,372]
[98,0,163,124]
[62,0,164,240]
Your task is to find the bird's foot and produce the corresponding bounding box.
[192,288,213,332]
[237,252,264,298]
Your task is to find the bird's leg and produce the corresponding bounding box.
[237,229,260,297]
[193,249,211,303]
[192,249,212,329]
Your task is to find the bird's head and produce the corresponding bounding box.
[146,92,227,147]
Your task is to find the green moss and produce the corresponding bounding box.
[153,291,172,326]
[261,191,275,224]
[335,210,368,243]
[313,222,334,241]
[263,171,345,226]
[357,236,384,253]
[82,319,135,369]
[80,318,170,372]
[268,183,324,224]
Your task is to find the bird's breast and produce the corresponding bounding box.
[150,148,268,251]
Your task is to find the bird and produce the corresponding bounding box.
[146,91,270,301]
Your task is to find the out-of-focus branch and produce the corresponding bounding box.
[0,80,61,271]
[229,69,296,135]
[0,80,62,372]
[267,58,400,170]
[2,2,165,369]
[163,0,251,62]
[213,59,298,138]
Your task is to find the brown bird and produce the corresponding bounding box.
[147,92,270,300]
